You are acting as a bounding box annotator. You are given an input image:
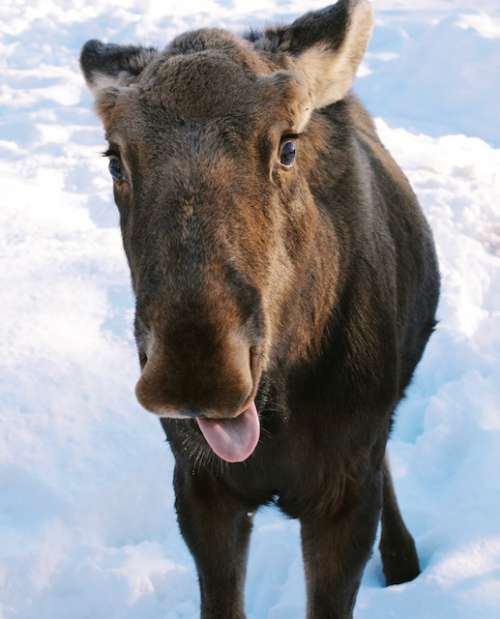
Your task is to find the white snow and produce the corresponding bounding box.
[1,1,500,618]
[457,13,500,39]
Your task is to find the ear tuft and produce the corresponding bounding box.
[80,39,158,94]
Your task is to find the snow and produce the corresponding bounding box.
[457,13,500,39]
[1,1,500,618]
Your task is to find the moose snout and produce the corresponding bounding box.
[135,330,258,419]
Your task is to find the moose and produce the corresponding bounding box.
[81,0,440,616]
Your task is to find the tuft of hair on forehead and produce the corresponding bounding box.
[167,28,272,76]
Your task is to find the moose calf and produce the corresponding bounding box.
[81,0,440,616]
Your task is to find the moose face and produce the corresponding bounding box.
[81,1,373,462]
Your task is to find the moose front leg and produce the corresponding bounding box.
[174,466,254,619]
[300,472,382,619]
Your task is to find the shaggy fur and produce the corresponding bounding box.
[81,1,440,617]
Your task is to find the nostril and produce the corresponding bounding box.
[138,348,148,369]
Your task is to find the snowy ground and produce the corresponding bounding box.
[1,1,500,618]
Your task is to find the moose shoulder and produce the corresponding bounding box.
[80,0,440,617]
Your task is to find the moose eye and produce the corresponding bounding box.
[108,156,124,182]
[279,140,297,167]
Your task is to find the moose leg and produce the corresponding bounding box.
[300,472,382,619]
[174,466,253,619]
[379,456,420,585]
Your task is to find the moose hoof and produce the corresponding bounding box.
[380,538,421,586]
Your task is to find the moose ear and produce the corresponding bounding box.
[80,39,158,94]
[254,0,373,109]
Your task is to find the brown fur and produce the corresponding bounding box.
[81,1,440,616]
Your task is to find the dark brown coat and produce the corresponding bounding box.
[81,1,440,616]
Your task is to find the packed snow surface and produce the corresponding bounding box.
[1,1,500,618]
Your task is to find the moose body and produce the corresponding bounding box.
[81,1,440,616]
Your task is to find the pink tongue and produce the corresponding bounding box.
[196,401,260,463]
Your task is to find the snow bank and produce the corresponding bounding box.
[1,1,499,618]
